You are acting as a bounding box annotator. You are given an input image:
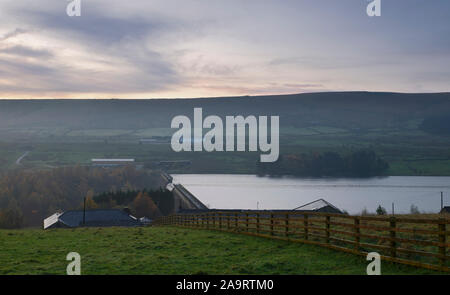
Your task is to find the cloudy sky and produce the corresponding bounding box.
[0,0,449,99]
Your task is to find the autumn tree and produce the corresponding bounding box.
[0,166,165,228]
[84,196,99,209]
[132,192,161,219]
[0,200,24,229]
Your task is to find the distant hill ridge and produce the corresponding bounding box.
[0,92,449,130]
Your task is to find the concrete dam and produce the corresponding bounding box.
[161,172,208,212]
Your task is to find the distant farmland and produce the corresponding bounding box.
[0,92,449,175]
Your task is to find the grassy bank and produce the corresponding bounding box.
[0,226,443,275]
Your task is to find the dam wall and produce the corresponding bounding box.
[161,172,208,212]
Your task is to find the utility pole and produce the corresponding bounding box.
[392,202,394,215]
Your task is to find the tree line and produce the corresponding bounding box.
[0,166,169,228]
[93,188,174,217]
[257,150,389,177]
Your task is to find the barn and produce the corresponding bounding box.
[43,209,141,229]
[294,198,343,214]
[441,206,450,214]
[91,158,135,167]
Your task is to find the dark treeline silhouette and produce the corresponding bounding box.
[257,150,389,177]
[93,188,174,217]
[0,166,165,228]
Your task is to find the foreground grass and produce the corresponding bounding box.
[0,226,444,275]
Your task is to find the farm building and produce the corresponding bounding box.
[294,198,343,214]
[178,199,344,214]
[91,158,135,167]
[441,206,450,214]
[43,209,141,229]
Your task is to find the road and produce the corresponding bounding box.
[15,151,30,165]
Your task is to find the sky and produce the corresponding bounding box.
[0,0,449,99]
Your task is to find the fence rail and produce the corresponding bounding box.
[153,211,450,272]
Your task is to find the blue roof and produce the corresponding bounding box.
[56,209,140,227]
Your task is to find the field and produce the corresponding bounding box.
[2,129,450,175]
[0,226,443,275]
[0,93,449,175]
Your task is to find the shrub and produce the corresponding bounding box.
[376,205,387,216]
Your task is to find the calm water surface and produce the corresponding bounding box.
[172,174,450,214]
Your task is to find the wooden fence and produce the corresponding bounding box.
[153,211,450,272]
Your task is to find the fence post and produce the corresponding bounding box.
[219,213,222,229]
[304,215,308,240]
[246,213,249,232]
[256,213,260,234]
[390,217,397,258]
[285,213,289,238]
[270,213,274,236]
[227,213,230,230]
[354,217,360,251]
[438,218,446,268]
[235,213,238,229]
[326,215,331,244]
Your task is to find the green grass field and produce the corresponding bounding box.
[0,226,443,275]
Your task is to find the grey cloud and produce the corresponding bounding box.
[0,57,56,76]
[268,56,401,70]
[283,83,323,89]
[0,45,54,59]
[21,9,167,46]
[1,5,186,95]
[0,55,173,95]
[0,28,27,41]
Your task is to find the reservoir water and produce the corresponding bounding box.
[172,174,450,214]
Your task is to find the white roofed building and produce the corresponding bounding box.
[294,198,343,214]
[91,159,135,167]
